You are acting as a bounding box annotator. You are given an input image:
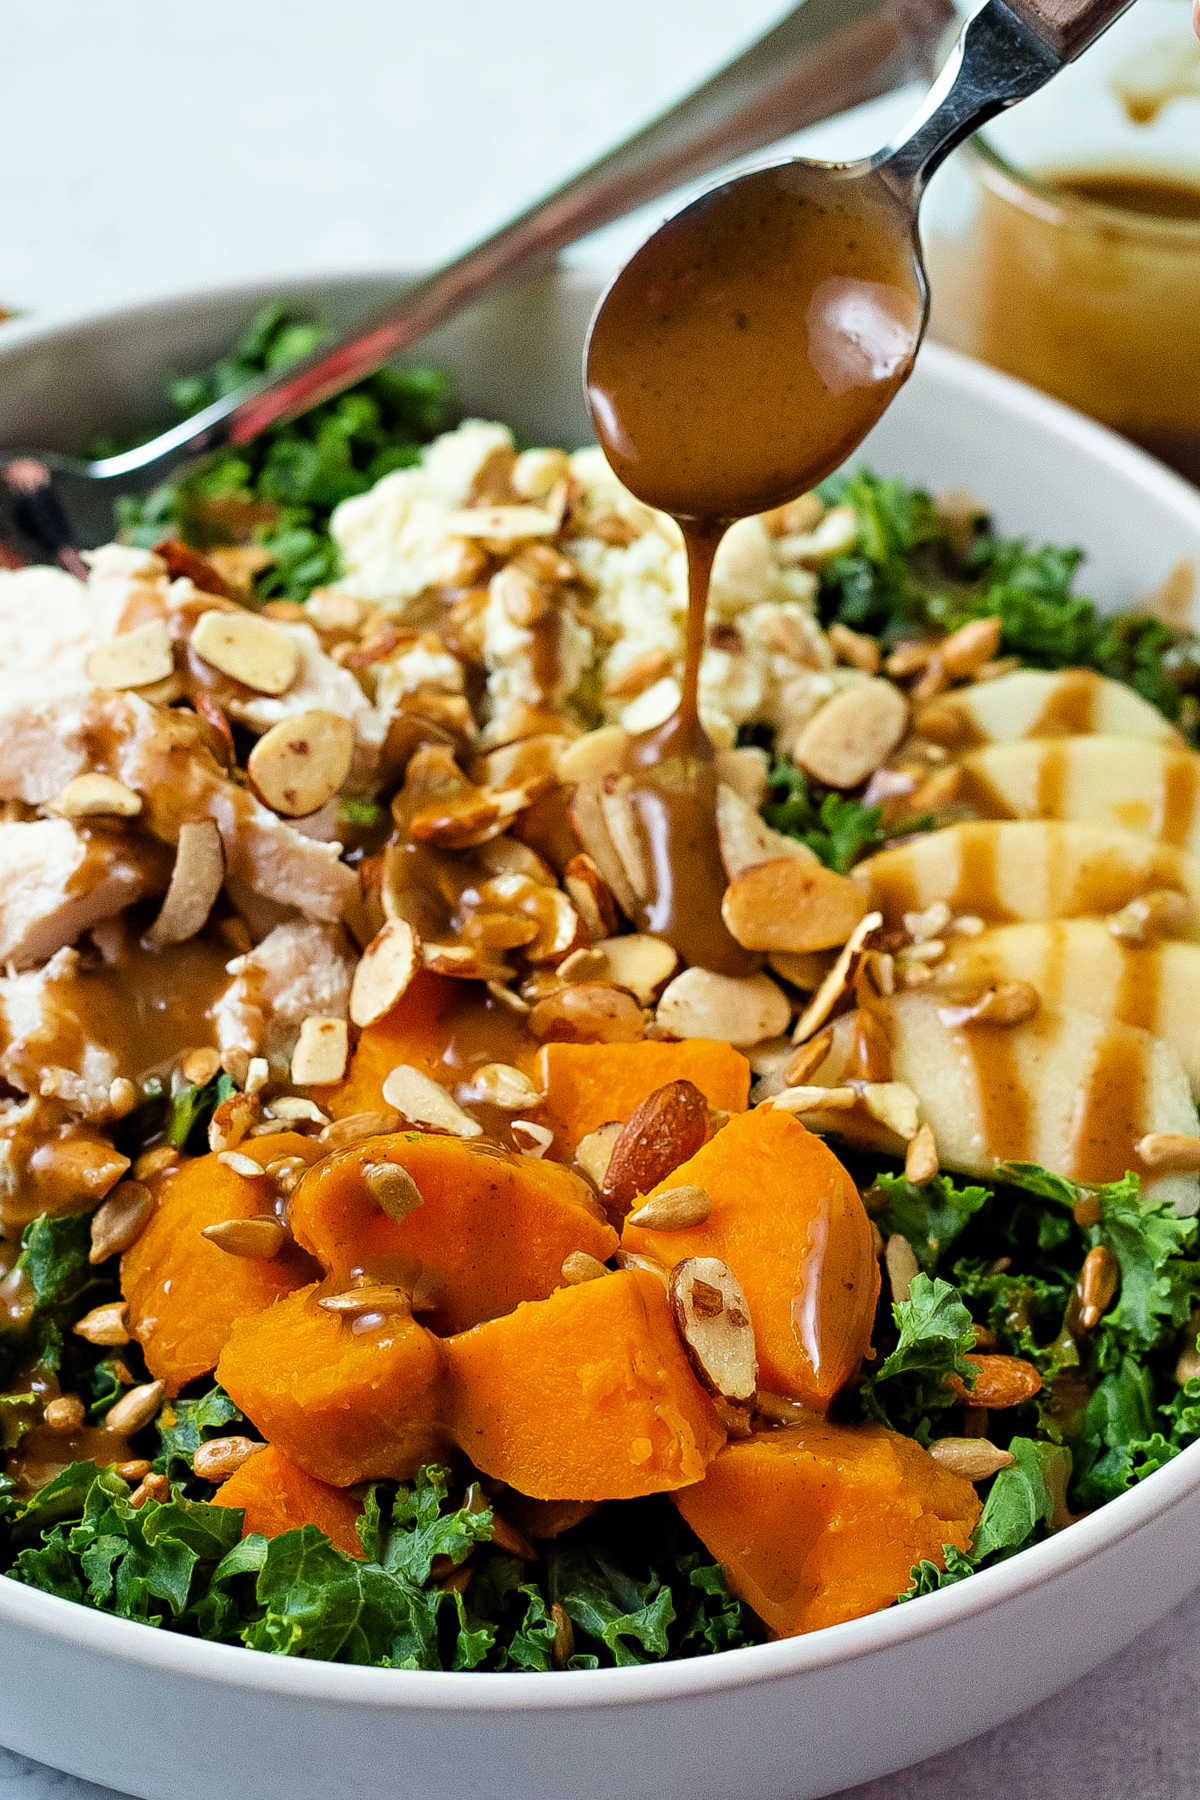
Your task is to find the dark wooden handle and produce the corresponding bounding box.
[1005,0,1136,61]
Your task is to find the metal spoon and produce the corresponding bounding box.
[0,0,951,565]
[585,0,1139,523]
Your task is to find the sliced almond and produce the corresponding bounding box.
[511,1118,554,1156]
[600,1080,710,1222]
[626,1184,712,1231]
[89,1180,154,1264]
[884,1233,920,1304]
[574,1120,624,1190]
[201,1216,287,1259]
[191,609,300,695]
[146,819,225,946]
[528,982,644,1045]
[462,1062,542,1111]
[290,1016,349,1087]
[905,1122,939,1185]
[656,967,791,1047]
[557,725,631,787]
[271,1095,334,1127]
[364,1160,424,1223]
[791,679,909,790]
[939,616,1002,679]
[937,981,1040,1028]
[714,782,814,881]
[928,1437,1015,1481]
[563,852,620,942]
[208,1090,261,1152]
[614,1247,670,1286]
[444,501,561,544]
[247,710,355,818]
[50,772,143,820]
[560,1249,609,1285]
[193,1436,261,1482]
[85,619,174,690]
[791,910,883,1044]
[593,934,679,1004]
[380,1064,482,1137]
[568,780,642,921]
[73,1300,130,1346]
[349,920,420,1028]
[669,1256,757,1422]
[783,1028,835,1087]
[1107,887,1192,945]
[217,1150,266,1178]
[722,856,869,954]
[315,1107,400,1147]
[828,622,881,675]
[771,1084,858,1115]
[767,950,828,991]
[558,946,609,983]
[859,1080,921,1141]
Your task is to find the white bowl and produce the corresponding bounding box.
[2,268,1200,1800]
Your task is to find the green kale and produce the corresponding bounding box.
[156,1386,245,1479]
[165,1070,236,1151]
[869,1170,990,1276]
[107,304,454,601]
[760,758,887,871]
[859,1274,977,1436]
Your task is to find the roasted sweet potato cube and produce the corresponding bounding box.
[213,1444,365,1557]
[536,1038,751,1156]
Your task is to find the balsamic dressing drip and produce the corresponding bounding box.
[586,163,922,966]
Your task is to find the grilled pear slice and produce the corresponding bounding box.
[916,668,1178,751]
[801,992,1199,1215]
[933,920,1200,1095]
[958,735,1200,853]
[861,820,1200,939]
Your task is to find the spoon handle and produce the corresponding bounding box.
[876,0,1136,200]
[1007,0,1138,61]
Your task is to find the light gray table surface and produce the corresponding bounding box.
[2,3,1198,1795]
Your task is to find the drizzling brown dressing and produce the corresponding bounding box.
[586,163,922,967]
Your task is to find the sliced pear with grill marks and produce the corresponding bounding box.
[933,920,1200,1096]
[861,820,1200,940]
[916,668,1179,751]
[958,735,1200,853]
[795,991,1199,1216]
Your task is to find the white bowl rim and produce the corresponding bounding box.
[2,265,1200,1711]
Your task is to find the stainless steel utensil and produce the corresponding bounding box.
[0,0,952,564]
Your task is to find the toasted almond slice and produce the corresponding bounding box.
[511,1119,553,1156]
[669,1256,757,1421]
[828,621,881,675]
[444,502,561,543]
[315,1107,399,1147]
[626,1184,712,1231]
[783,1028,835,1087]
[791,679,909,789]
[271,1095,334,1127]
[380,1064,482,1137]
[722,856,869,955]
[89,1181,154,1264]
[884,1233,920,1304]
[291,1016,350,1087]
[558,946,609,983]
[193,1436,261,1482]
[50,772,143,819]
[714,783,814,881]
[561,1249,609,1285]
[656,967,791,1047]
[182,1047,222,1087]
[939,616,1002,679]
[771,1084,858,1114]
[614,1247,671,1286]
[568,781,641,921]
[937,981,1040,1028]
[318,1282,414,1316]
[217,1150,267,1178]
[85,619,174,690]
[859,1081,921,1141]
[791,910,882,1044]
[247,710,355,818]
[350,920,420,1028]
[594,934,679,1004]
[563,852,620,942]
[364,1160,424,1223]
[201,1216,287,1259]
[928,1437,1015,1481]
[601,1080,711,1222]
[767,950,828,991]
[73,1301,131,1346]
[463,1062,543,1111]
[574,1120,624,1190]
[528,982,644,1045]
[147,819,225,946]
[557,725,631,787]
[191,609,300,694]
[905,1122,939,1185]
[106,1380,166,1436]
[207,1091,262,1152]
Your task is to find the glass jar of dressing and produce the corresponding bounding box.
[921,0,1200,480]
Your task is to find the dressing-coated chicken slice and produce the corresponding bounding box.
[0,820,167,970]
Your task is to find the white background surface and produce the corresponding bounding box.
[1,3,1198,1796]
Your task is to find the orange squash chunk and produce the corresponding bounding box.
[536,1039,751,1156]
[213,1444,365,1558]
[121,1133,317,1394]
[443,1268,725,1500]
[328,971,537,1120]
[217,1282,448,1486]
[674,1420,981,1637]
[621,1108,879,1410]
[287,1132,617,1334]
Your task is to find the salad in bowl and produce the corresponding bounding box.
[1,305,1200,1676]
